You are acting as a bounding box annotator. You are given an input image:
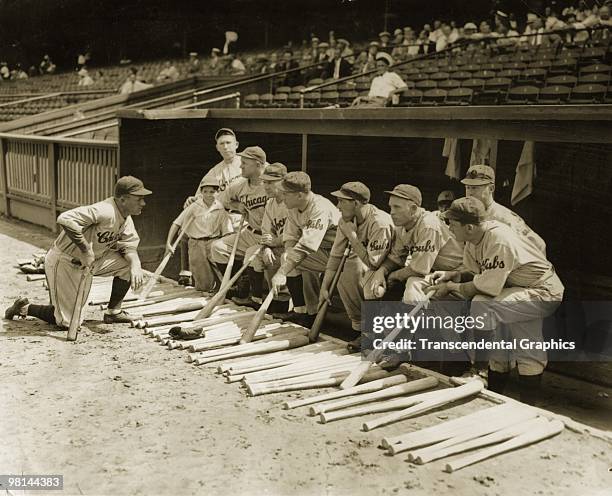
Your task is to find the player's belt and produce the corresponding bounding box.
[246,225,262,235]
[191,236,219,241]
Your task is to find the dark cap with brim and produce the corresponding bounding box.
[214,128,236,141]
[261,162,287,181]
[461,164,495,186]
[331,181,370,203]
[115,176,152,196]
[385,184,422,206]
[444,197,486,224]
[279,171,311,193]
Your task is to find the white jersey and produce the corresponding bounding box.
[486,201,546,254]
[216,178,268,231]
[196,155,242,194]
[262,198,288,244]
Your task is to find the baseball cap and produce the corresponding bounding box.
[444,197,486,224]
[437,190,455,203]
[464,22,478,30]
[385,184,422,206]
[261,162,287,181]
[279,171,311,193]
[461,165,495,186]
[379,31,391,38]
[238,146,266,164]
[369,41,380,47]
[114,176,152,197]
[394,28,403,36]
[214,128,236,141]
[337,38,349,45]
[331,182,370,203]
[200,177,220,188]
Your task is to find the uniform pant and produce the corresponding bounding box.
[470,273,564,376]
[258,246,290,301]
[188,237,221,291]
[287,247,330,314]
[336,259,378,331]
[45,247,131,328]
[209,228,263,271]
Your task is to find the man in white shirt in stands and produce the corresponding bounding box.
[351,52,407,107]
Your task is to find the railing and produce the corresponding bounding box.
[0,132,118,231]
[181,91,241,109]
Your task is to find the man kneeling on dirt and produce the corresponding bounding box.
[4,176,151,329]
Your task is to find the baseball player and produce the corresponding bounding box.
[429,197,564,405]
[367,184,466,372]
[434,190,455,224]
[259,163,294,314]
[270,172,340,328]
[319,182,394,348]
[164,177,233,292]
[209,146,268,306]
[462,164,546,254]
[5,176,152,327]
[179,127,243,284]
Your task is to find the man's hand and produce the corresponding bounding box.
[388,267,412,284]
[79,246,95,268]
[235,203,249,216]
[130,266,145,291]
[318,287,331,308]
[183,196,197,209]
[369,268,387,297]
[165,242,176,257]
[271,272,287,297]
[338,219,357,240]
[430,270,460,284]
[262,246,276,266]
[261,233,275,246]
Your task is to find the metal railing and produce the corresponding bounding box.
[180,91,241,109]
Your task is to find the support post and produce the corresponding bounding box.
[301,134,308,172]
[48,142,58,232]
[0,137,10,218]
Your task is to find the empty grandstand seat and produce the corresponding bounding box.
[423,65,440,74]
[399,88,423,106]
[257,93,274,107]
[529,60,553,70]
[517,68,547,86]
[580,63,611,75]
[401,67,420,80]
[302,91,321,107]
[497,69,522,80]
[472,69,497,80]
[463,64,481,72]
[534,48,557,60]
[503,61,527,71]
[579,73,611,85]
[559,47,582,59]
[547,74,578,87]
[461,78,486,91]
[273,93,289,107]
[339,90,358,107]
[538,85,571,104]
[307,78,324,86]
[319,91,339,107]
[420,88,447,105]
[450,70,472,81]
[337,82,356,92]
[430,72,450,81]
[287,92,301,107]
[506,85,539,104]
[438,79,461,90]
[276,86,291,94]
[570,83,607,104]
[479,77,513,104]
[291,85,306,93]
[355,80,371,92]
[412,72,430,81]
[579,47,607,63]
[243,93,259,108]
[445,87,473,105]
[415,79,437,90]
[549,58,577,75]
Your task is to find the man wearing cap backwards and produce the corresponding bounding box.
[429,197,564,405]
[270,172,340,327]
[259,163,295,314]
[435,190,455,224]
[352,52,407,107]
[209,146,268,306]
[319,182,394,344]
[164,177,233,292]
[462,164,546,254]
[5,176,152,328]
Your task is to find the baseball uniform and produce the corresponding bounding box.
[173,199,233,291]
[46,197,140,327]
[327,204,394,330]
[260,197,291,299]
[196,156,242,194]
[281,193,340,314]
[485,200,546,254]
[463,220,564,375]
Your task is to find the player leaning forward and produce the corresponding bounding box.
[429,197,564,405]
[5,176,152,327]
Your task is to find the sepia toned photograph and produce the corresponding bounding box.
[0,1,610,494]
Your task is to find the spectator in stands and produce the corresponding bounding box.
[228,53,247,75]
[244,56,256,74]
[436,23,456,51]
[28,65,37,78]
[393,28,404,46]
[310,36,321,61]
[277,49,299,85]
[188,52,201,74]
[77,68,94,86]
[416,30,434,54]
[94,70,105,85]
[337,38,354,63]
[496,22,520,46]
[39,55,56,75]
[11,64,28,80]
[119,68,153,94]
[266,52,279,74]
[351,52,407,107]
[328,30,336,47]
[391,29,406,60]
[463,22,478,39]
[403,27,419,56]
[429,20,443,44]
[318,42,332,61]
[255,54,268,74]
[223,31,238,55]
[77,51,91,70]
[323,46,352,79]
[0,62,10,80]
[156,61,180,83]
[378,31,392,49]
[352,50,368,74]
[362,41,379,72]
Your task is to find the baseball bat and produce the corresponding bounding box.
[67,265,93,341]
[220,214,245,290]
[240,288,275,343]
[137,220,195,302]
[339,290,434,390]
[194,244,261,320]
[308,245,351,342]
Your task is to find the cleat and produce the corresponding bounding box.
[4,297,30,320]
[103,310,142,324]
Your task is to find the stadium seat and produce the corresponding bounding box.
[579,47,607,63]
[243,93,259,108]
[506,85,539,104]
[319,91,339,107]
[291,85,306,93]
[580,63,611,75]
[528,60,553,70]
[546,74,578,87]
[472,69,497,80]
[480,77,512,103]
[463,64,481,72]
[570,83,607,104]
[307,78,324,86]
[420,88,447,105]
[538,85,571,104]
[399,88,423,106]
[275,86,291,95]
[517,68,547,86]
[549,58,577,76]
[302,91,321,107]
[503,61,527,71]
[415,79,437,90]
[337,82,356,92]
[461,78,486,92]
[445,87,473,105]
[339,90,358,107]
[401,67,420,80]
[287,92,301,107]
[257,93,275,108]
[273,93,289,107]
[450,70,472,81]
[579,73,611,85]
[438,79,461,90]
[430,72,450,81]
[497,69,522,80]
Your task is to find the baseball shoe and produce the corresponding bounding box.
[4,297,30,320]
[169,325,203,340]
[282,311,316,328]
[347,337,362,353]
[103,310,142,324]
[376,355,403,371]
[231,296,260,309]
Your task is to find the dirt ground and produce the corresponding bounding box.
[1,216,611,496]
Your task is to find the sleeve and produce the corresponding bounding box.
[393,72,408,90]
[408,227,446,276]
[173,207,188,227]
[291,204,330,254]
[56,204,100,251]
[387,228,408,267]
[365,221,394,269]
[471,243,517,296]
[462,244,480,274]
[261,202,274,236]
[208,209,233,237]
[326,229,349,272]
[282,210,301,245]
[215,182,236,210]
[116,217,140,254]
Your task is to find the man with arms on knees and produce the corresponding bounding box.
[209,146,268,307]
[368,184,465,371]
[462,164,546,254]
[319,181,394,350]
[270,172,340,328]
[5,176,151,328]
[429,197,564,404]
